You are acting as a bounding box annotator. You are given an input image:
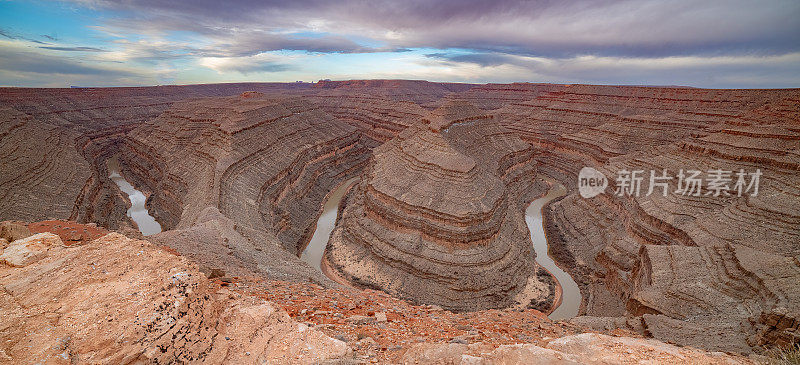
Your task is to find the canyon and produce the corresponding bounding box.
[0,80,798,362]
[107,156,162,236]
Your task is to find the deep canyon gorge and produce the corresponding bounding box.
[1,80,798,363]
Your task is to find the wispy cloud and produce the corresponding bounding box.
[416,52,800,88]
[0,0,797,87]
[0,27,50,44]
[426,53,519,67]
[39,46,106,52]
[199,52,298,74]
[72,0,800,57]
[0,29,15,40]
[0,41,134,76]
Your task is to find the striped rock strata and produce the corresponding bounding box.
[324,101,549,311]
[120,94,372,281]
[488,85,800,352]
[1,82,798,354]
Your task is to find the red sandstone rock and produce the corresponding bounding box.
[0,221,30,242]
[0,81,797,355]
[0,232,61,267]
[0,232,349,363]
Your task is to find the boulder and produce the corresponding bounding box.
[345,315,375,325]
[474,344,582,364]
[547,333,745,364]
[401,333,752,364]
[0,232,61,267]
[401,343,469,364]
[0,232,351,364]
[0,221,31,242]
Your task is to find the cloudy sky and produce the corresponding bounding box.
[1,0,798,88]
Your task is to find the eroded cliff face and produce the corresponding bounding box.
[489,85,800,352]
[119,93,377,284]
[0,81,798,355]
[0,87,377,283]
[0,107,91,222]
[0,83,312,231]
[324,101,548,312]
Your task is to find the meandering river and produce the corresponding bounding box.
[525,181,581,320]
[300,177,580,319]
[300,178,358,270]
[107,157,162,236]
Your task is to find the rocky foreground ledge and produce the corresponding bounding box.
[0,224,348,363]
[0,221,760,364]
[1,83,798,355]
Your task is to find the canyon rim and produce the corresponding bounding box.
[1,0,799,364]
[1,81,797,363]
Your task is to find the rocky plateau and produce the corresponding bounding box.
[0,80,798,363]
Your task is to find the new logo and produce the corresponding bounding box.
[578,167,607,198]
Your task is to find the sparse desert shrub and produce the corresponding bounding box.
[764,343,800,365]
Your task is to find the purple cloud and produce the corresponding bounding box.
[39,46,107,52]
[76,0,800,57]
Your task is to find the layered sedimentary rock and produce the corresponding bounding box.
[0,85,374,283]
[122,94,373,282]
[489,85,800,352]
[434,82,561,111]
[0,232,349,363]
[0,81,798,354]
[0,83,311,229]
[308,80,475,146]
[313,79,475,106]
[631,244,800,353]
[324,101,548,312]
[0,107,91,221]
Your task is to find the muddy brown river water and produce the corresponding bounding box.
[300,177,581,319]
[526,181,581,320]
[107,157,162,236]
[300,178,358,270]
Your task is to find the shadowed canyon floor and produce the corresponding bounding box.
[1,80,799,362]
